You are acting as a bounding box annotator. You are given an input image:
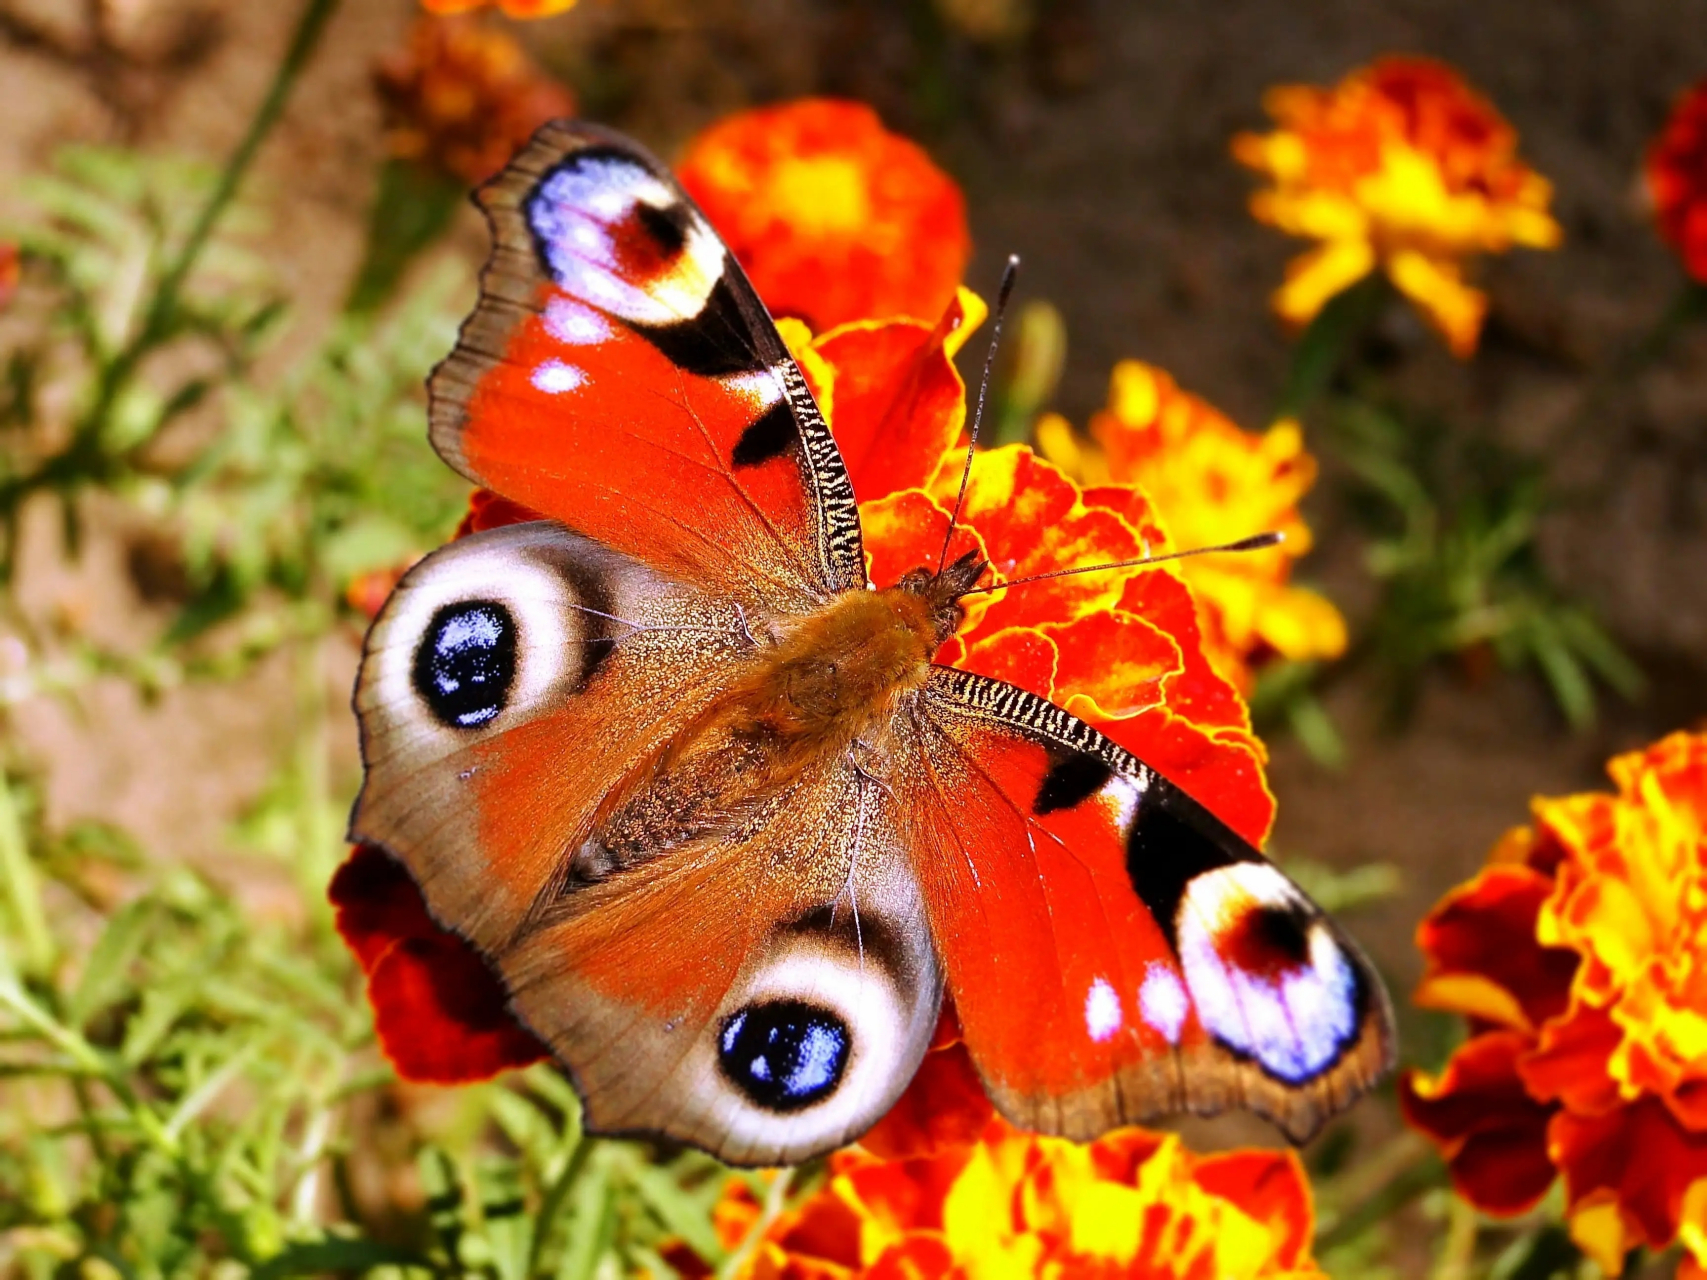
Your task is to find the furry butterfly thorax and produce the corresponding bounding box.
[347,119,1395,1167]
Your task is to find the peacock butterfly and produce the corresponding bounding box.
[348,121,1394,1166]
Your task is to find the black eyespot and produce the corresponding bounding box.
[718,1000,849,1113]
[412,602,517,729]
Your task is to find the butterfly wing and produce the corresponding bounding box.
[429,120,864,606]
[351,523,941,1165]
[898,667,1394,1143]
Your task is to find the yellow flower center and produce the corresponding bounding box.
[767,156,873,238]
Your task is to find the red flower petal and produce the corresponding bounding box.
[817,297,974,505]
[1110,556,1251,732]
[1413,864,1579,1032]
[1517,997,1624,1116]
[961,627,1058,702]
[861,1040,995,1162]
[1045,609,1179,720]
[1191,1148,1316,1269]
[1400,1031,1558,1216]
[330,846,547,1082]
[1551,1096,1707,1254]
[939,448,1147,638]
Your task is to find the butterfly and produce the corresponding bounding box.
[349,120,1394,1166]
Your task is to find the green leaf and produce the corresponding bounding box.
[66,898,156,1028]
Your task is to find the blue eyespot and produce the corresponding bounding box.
[413,602,517,729]
[718,1000,849,1113]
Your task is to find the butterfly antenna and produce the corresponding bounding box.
[956,531,1286,598]
[937,254,1022,575]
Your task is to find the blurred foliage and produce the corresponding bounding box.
[0,143,469,694]
[1331,400,1643,729]
[0,769,743,1279]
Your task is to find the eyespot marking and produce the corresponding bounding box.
[718,999,850,1113]
[412,601,517,729]
[1035,751,1114,815]
[1174,863,1361,1083]
[732,400,798,468]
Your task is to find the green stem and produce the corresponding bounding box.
[0,773,53,976]
[1274,273,1391,422]
[142,0,342,348]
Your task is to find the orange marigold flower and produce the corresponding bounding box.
[1233,56,1562,356]
[1037,359,1345,695]
[374,16,576,187]
[332,294,1275,1120]
[419,0,578,17]
[1401,731,1707,1275]
[1647,80,1707,285]
[706,1117,1324,1279]
[677,99,972,332]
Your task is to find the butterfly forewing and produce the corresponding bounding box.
[429,121,864,607]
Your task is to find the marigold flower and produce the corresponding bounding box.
[1037,359,1345,694]
[332,295,1276,1118]
[1401,731,1707,1274]
[705,1117,1324,1278]
[677,99,972,332]
[374,16,576,187]
[1233,56,1562,356]
[1647,80,1707,285]
[418,0,578,17]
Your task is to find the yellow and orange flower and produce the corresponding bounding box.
[703,1117,1324,1279]
[419,0,578,17]
[1233,56,1562,356]
[374,16,576,187]
[678,99,972,334]
[1647,79,1707,285]
[1037,359,1345,695]
[1401,731,1707,1275]
[331,293,1278,1093]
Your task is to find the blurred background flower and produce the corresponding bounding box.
[1647,78,1707,286]
[1037,360,1345,697]
[1234,56,1562,356]
[678,98,972,331]
[419,0,580,16]
[374,14,575,188]
[1402,731,1707,1275]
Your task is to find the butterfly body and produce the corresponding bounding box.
[349,120,1394,1165]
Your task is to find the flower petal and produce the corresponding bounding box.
[817,297,978,505]
[1400,1032,1558,1216]
[330,846,548,1082]
[1413,864,1578,1032]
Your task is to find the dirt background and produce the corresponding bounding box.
[4,0,1707,1184]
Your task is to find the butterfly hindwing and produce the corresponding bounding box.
[904,667,1394,1143]
[429,121,864,607]
[351,522,942,1165]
